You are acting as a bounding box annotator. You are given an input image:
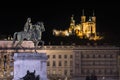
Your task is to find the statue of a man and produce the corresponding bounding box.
[24,17,33,32]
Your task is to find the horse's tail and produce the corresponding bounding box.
[12,32,18,46]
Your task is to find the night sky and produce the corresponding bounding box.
[0,2,120,45]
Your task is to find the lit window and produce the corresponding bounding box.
[59,55,61,58]
[47,55,50,59]
[53,70,56,74]
[64,70,67,75]
[47,61,50,66]
[64,55,67,58]
[59,61,62,66]
[70,61,73,66]
[70,70,73,76]
[59,70,62,75]
[53,61,56,66]
[53,55,56,58]
[64,61,67,66]
[70,55,73,58]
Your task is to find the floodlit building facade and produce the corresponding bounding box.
[0,41,120,80]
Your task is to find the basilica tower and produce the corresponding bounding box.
[69,15,76,34]
[70,14,75,28]
[91,10,96,37]
[81,9,86,23]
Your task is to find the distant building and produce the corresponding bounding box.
[45,45,119,80]
[53,10,103,40]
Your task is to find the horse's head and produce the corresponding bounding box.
[27,17,31,23]
[36,22,45,32]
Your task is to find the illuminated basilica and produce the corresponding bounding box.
[53,10,103,40]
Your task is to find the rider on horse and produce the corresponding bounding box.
[24,17,33,32]
[12,18,45,52]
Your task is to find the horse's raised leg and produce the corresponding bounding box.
[16,40,23,48]
[12,32,18,47]
[12,42,15,47]
[34,41,39,53]
[41,40,44,47]
[39,40,44,49]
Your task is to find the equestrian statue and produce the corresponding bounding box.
[12,18,45,52]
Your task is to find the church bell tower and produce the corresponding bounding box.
[81,9,86,23]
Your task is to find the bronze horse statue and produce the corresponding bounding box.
[12,22,45,52]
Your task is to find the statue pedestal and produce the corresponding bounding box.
[13,52,48,80]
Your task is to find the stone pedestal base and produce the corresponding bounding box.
[13,52,48,80]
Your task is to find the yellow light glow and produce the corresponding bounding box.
[53,12,103,41]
